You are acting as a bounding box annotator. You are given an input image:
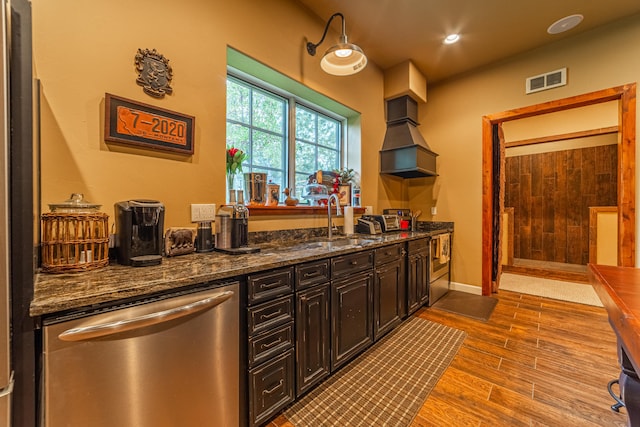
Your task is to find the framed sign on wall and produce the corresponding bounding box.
[104,93,194,155]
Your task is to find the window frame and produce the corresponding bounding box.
[227,70,346,201]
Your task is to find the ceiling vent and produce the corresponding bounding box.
[525,68,567,94]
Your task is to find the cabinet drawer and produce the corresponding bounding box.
[331,250,374,278]
[247,267,294,304]
[295,259,330,289]
[407,238,429,254]
[249,348,295,427]
[374,243,404,266]
[248,322,294,368]
[248,295,294,336]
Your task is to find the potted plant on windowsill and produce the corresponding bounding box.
[333,167,356,206]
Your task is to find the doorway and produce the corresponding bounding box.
[481,84,636,296]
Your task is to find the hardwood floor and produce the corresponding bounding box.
[268,290,627,427]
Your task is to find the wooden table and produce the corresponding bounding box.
[589,264,640,426]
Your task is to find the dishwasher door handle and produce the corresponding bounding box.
[58,290,235,342]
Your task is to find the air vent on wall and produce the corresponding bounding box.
[525,68,567,94]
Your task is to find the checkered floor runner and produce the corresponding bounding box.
[285,317,466,427]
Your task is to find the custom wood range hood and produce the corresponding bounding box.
[380,95,438,178]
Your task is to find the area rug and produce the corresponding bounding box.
[499,272,603,307]
[285,317,466,427]
[431,290,498,321]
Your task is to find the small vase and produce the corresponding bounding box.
[227,173,237,204]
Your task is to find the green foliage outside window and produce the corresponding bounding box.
[226,75,343,204]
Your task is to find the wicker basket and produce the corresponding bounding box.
[41,212,109,273]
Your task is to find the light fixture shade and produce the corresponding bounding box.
[320,43,367,76]
[306,12,367,76]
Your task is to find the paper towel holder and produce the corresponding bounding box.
[343,206,355,236]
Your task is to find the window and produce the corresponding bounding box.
[226,74,344,203]
[294,104,341,197]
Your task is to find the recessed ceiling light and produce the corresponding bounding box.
[443,34,460,44]
[547,14,583,34]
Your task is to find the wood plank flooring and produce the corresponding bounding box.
[267,290,627,427]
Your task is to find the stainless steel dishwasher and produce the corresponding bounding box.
[41,281,239,427]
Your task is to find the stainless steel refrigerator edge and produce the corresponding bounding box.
[0,0,14,424]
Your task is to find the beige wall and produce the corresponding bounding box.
[32,0,388,230]
[32,2,640,288]
[412,14,640,287]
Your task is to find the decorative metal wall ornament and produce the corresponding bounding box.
[135,48,173,98]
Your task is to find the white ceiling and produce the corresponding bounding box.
[296,0,640,84]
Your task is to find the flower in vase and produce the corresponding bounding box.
[226,146,248,188]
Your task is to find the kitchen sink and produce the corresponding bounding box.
[263,237,382,253]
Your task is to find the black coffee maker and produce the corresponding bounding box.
[115,200,165,266]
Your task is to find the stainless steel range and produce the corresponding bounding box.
[429,232,451,305]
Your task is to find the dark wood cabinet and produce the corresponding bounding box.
[247,266,294,304]
[295,259,330,290]
[373,257,403,340]
[407,238,429,315]
[331,250,374,278]
[248,322,294,368]
[248,349,295,427]
[295,283,330,397]
[244,241,439,425]
[246,266,295,427]
[247,295,294,335]
[331,272,373,371]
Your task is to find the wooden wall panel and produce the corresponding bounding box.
[506,144,617,266]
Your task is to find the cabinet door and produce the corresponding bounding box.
[249,349,295,427]
[374,258,403,340]
[417,250,429,306]
[407,253,420,314]
[331,273,373,372]
[296,284,330,397]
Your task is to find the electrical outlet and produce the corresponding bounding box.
[431,206,437,215]
[191,203,217,222]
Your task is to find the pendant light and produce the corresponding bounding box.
[306,12,367,76]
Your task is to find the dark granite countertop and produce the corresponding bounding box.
[31,222,453,317]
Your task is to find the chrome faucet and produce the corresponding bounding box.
[327,193,342,240]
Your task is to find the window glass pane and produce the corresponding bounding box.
[318,146,339,171]
[295,141,316,174]
[318,116,339,149]
[253,91,285,133]
[252,130,284,169]
[226,79,250,124]
[295,108,316,142]
[226,123,249,148]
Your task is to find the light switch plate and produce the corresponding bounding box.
[191,203,217,222]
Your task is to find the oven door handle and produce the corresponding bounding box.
[58,291,234,342]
